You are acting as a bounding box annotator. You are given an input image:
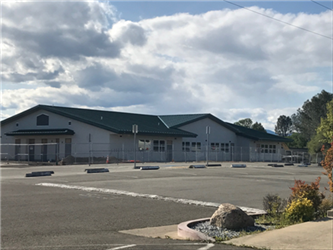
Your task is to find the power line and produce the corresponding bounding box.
[222,0,333,40]
[311,0,332,11]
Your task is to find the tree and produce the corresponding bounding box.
[286,133,307,148]
[308,100,333,154]
[308,133,329,154]
[321,141,333,193]
[275,115,292,137]
[252,122,266,133]
[291,90,333,140]
[234,118,253,128]
[316,100,333,144]
[234,118,267,132]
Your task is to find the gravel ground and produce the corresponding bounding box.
[189,221,275,240]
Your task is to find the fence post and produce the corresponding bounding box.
[241,147,242,162]
[302,152,304,163]
[215,149,217,162]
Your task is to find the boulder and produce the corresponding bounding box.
[210,203,254,229]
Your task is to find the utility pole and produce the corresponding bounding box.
[132,124,138,169]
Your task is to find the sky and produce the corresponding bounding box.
[1,0,332,131]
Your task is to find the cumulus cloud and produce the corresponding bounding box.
[1,2,331,130]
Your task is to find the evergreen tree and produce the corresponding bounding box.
[252,122,266,133]
[275,115,292,137]
[234,118,253,128]
[292,90,333,140]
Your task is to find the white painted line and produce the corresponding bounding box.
[198,243,215,250]
[107,244,136,250]
[36,183,266,214]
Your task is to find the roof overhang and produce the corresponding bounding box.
[5,129,75,136]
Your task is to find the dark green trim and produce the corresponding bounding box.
[5,129,75,136]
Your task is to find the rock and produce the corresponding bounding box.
[210,203,254,230]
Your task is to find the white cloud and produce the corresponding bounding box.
[1,2,331,131]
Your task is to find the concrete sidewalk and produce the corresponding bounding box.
[225,218,333,250]
[120,218,333,250]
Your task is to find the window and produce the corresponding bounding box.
[37,114,49,126]
[183,141,202,152]
[138,140,151,151]
[211,143,219,151]
[153,140,165,152]
[68,121,71,125]
[190,142,201,152]
[182,142,190,152]
[221,143,229,152]
[261,144,277,154]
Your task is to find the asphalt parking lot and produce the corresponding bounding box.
[1,162,328,250]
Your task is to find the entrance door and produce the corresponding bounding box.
[65,138,72,157]
[29,139,35,161]
[41,139,48,162]
[166,140,173,162]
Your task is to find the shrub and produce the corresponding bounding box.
[317,197,333,218]
[289,177,324,212]
[263,194,287,215]
[285,198,315,223]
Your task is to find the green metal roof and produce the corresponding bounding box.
[159,114,209,128]
[225,123,293,142]
[1,105,292,142]
[5,129,75,136]
[159,114,292,143]
[1,105,196,137]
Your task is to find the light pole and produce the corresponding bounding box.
[132,124,138,169]
[206,126,210,165]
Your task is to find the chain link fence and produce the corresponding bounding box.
[0,143,325,165]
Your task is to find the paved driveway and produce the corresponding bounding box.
[1,162,327,249]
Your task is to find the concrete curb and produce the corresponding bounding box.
[177,218,215,242]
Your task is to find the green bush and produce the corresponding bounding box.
[263,194,287,215]
[316,197,333,218]
[285,198,315,223]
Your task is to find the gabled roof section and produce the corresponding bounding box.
[160,114,232,128]
[159,113,240,133]
[1,105,197,137]
[159,114,209,128]
[226,123,293,142]
[159,113,292,143]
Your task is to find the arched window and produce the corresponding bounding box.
[36,114,49,126]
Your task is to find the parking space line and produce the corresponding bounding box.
[198,243,214,250]
[107,244,136,250]
[36,183,266,214]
